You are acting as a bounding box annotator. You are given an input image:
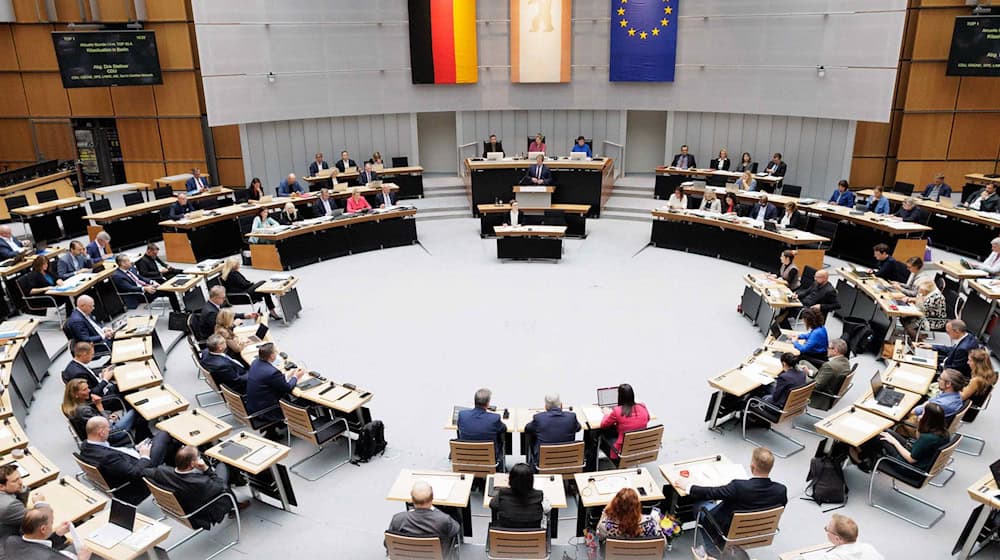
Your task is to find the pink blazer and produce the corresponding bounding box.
[347,196,371,213]
[600,403,650,459]
[529,141,546,153]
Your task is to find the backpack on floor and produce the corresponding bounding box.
[804,454,848,508]
[352,420,387,464]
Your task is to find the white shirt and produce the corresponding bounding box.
[21,537,77,559]
[381,191,393,208]
[756,205,768,222]
[83,313,105,337]
[978,251,1000,274]
[86,439,141,459]
[780,213,792,227]
[667,195,687,210]
[320,198,333,215]
[510,210,520,226]
[2,236,19,252]
[971,195,983,210]
[716,159,725,169]
[823,542,885,560]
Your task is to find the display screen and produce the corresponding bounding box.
[947,15,1000,77]
[52,30,163,88]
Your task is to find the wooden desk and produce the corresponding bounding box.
[854,387,922,422]
[0,317,40,339]
[882,361,935,395]
[966,174,1000,188]
[465,157,614,218]
[111,360,163,392]
[0,170,76,221]
[484,472,567,538]
[654,167,783,199]
[77,510,171,560]
[125,384,189,420]
[778,543,834,560]
[29,477,107,527]
[206,432,293,510]
[0,417,28,454]
[890,340,938,369]
[292,379,373,415]
[659,455,745,498]
[153,273,206,312]
[814,406,893,450]
[477,203,590,238]
[0,446,58,488]
[968,278,1000,299]
[387,469,475,538]
[938,260,988,280]
[11,196,87,217]
[156,172,210,193]
[960,473,1000,559]
[0,245,65,279]
[254,276,302,324]
[111,336,152,363]
[304,165,424,199]
[741,273,804,335]
[156,408,231,447]
[87,182,151,199]
[45,264,118,298]
[182,258,225,278]
[113,315,157,340]
[573,468,664,537]
[10,196,88,243]
[494,225,566,260]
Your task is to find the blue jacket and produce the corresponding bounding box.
[186,176,208,193]
[111,268,153,309]
[794,326,829,355]
[65,308,106,344]
[247,358,297,424]
[828,189,855,207]
[277,179,305,196]
[571,143,592,158]
[922,182,952,201]
[750,202,779,221]
[526,164,552,186]
[932,333,980,377]
[457,407,506,458]
[874,256,909,283]
[0,237,23,260]
[357,170,379,185]
[200,349,248,394]
[86,240,108,262]
[523,408,580,461]
[867,196,890,214]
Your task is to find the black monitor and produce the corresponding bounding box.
[52,30,162,88]
[962,292,993,339]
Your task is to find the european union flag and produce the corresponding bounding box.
[609,0,679,82]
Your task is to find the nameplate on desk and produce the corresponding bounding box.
[518,186,549,193]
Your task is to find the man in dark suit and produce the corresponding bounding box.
[246,343,305,433]
[201,335,249,394]
[964,183,1000,213]
[764,153,787,177]
[828,180,856,207]
[457,388,507,466]
[871,243,909,283]
[921,173,951,201]
[308,152,329,176]
[777,269,840,328]
[375,183,397,209]
[809,339,852,410]
[196,286,259,341]
[385,481,460,555]
[79,416,172,505]
[144,445,244,530]
[314,188,340,217]
[894,197,926,223]
[55,240,92,280]
[85,231,112,262]
[483,134,504,157]
[185,168,208,194]
[920,319,980,377]
[335,150,358,173]
[749,194,779,222]
[1,508,79,560]
[111,255,180,312]
[676,447,787,549]
[0,225,24,261]
[167,193,197,221]
[358,162,379,185]
[65,296,113,346]
[523,393,580,467]
[136,243,179,282]
[61,341,121,404]
[526,155,552,186]
[0,465,71,550]
[671,145,696,169]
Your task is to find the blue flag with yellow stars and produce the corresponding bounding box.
[610,0,679,82]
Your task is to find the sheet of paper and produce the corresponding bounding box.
[69,522,83,555]
[428,478,455,500]
[595,475,630,495]
[244,445,279,466]
[840,415,877,433]
[121,523,160,551]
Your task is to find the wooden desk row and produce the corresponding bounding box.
[654,166,783,199]
[477,203,590,238]
[304,165,424,199]
[740,274,803,336]
[0,170,76,221]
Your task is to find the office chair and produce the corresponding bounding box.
[391,156,409,167]
[123,192,145,206]
[89,199,112,214]
[154,186,174,200]
[893,181,915,196]
[781,184,802,198]
[35,189,58,203]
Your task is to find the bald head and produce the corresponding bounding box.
[21,508,52,538]
[814,269,829,285]
[0,225,10,238]
[86,416,110,440]
[175,445,199,470]
[411,481,433,508]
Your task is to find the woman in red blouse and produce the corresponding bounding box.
[346,188,372,213]
[599,384,650,462]
[528,133,546,153]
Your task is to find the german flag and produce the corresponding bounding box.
[408,0,478,84]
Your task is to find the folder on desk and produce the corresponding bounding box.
[217,441,251,460]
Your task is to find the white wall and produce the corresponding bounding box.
[416,113,456,174]
[193,0,906,126]
[625,111,667,174]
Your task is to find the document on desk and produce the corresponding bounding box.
[741,364,774,385]
[121,523,160,551]
[797,549,832,560]
[685,463,748,488]
[862,398,898,416]
[595,475,631,495]
[839,415,876,433]
[428,478,456,501]
[143,395,174,411]
[243,446,279,466]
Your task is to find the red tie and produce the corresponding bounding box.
[127,270,148,287]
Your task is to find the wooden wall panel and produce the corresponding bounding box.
[911,8,966,60]
[904,62,958,110]
[0,26,19,71]
[850,157,886,187]
[211,125,242,158]
[145,0,190,21]
[0,119,35,161]
[895,161,995,190]
[853,122,891,157]
[0,74,29,116]
[957,77,1000,111]
[21,73,70,116]
[949,114,1000,161]
[33,120,75,160]
[216,158,246,187]
[12,0,46,22]
[153,71,201,116]
[124,162,166,186]
[893,62,910,110]
[116,119,163,161]
[165,161,206,176]
[94,0,133,22]
[896,113,954,160]
[52,0,89,22]
[68,87,114,116]
[12,24,57,70]
[147,23,194,69]
[110,86,157,116]
[159,118,205,160]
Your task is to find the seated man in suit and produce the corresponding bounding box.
[457,388,507,467]
[0,225,25,261]
[201,334,249,394]
[0,465,71,550]
[196,286,259,341]
[918,319,979,377]
[526,154,551,186]
[828,180,855,207]
[61,341,121,406]
[308,152,329,176]
[247,343,306,439]
[675,447,788,551]
[894,197,926,223]
[111,255,180,312]
[764,153,787,177]
[358,162,379,185]
[1,508,81,560]
[276,173,305,196]
[808,339,852,410]
[86,231,112,262]
[136,243,180,282]
[185,168,208,194]
[965,182,999,213]
[55,240,92,280]
[385,481,460,555]
[314,188,340,217]
[776,269,840,328]
[376,182,397,209]
[167,192,197,221]
[144,445,246,530]
[921,173,951,201]
[749,194,779,222]
[523,393,580,467]
[871,243,908,283]
[671,144,696,169]
[79,416,173,505]
[483,134,503,157]
[335,150,358,173]
[65,296,114,347]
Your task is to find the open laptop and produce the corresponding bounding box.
[569,151,587,161]
[451,405,471,425]
[186,210,205,220]
[939,197,955,208]
[486,152,503,161]
[368,180,383,191]
[596,386,618,407]
[527,151,545,161]
[247,323,269,344]
[870,372,904,407]
[87,499,136,548]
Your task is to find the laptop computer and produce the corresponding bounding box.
[247,323,269,343]
[486,152,503,161]
[369,180,383,190]
[569,151,587,161]
[87,499,136,548]
[596,386,618,407]
[451,405,471,425]
[870,372,904,407]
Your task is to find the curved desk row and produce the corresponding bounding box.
[303,165,424,199]
[654,166,784,199]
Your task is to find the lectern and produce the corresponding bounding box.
[513,185,555,208]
